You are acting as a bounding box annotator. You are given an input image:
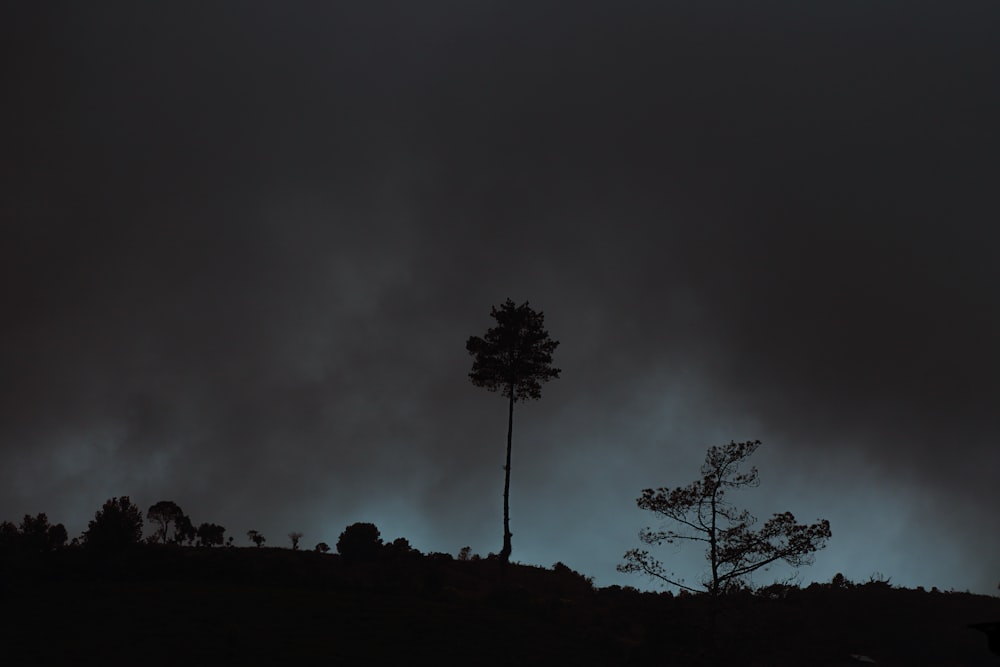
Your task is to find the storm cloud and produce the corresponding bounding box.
[2,2,998,593]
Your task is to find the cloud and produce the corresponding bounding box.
[1,2,997,593]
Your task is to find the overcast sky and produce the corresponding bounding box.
[3,2,998,594]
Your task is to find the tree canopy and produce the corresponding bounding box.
[83,496,144,551]
[337,522,382,561]
[196,523,226,547]
[619,440,831,595]
[466,298,561,402]
[147,500,186,544]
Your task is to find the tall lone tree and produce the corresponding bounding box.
[619,439,831,596]
[466,298,560,563]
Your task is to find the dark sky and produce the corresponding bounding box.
[3,2,998,593]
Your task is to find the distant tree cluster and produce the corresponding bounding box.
[0,513,68,555]
[146,500,227,548]
[3,495,421,563]
[1,496,236,558]
[336,522,420,562]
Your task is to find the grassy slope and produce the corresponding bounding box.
[2,547,998,666]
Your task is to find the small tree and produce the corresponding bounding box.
[18,513,67,552]
[337,522,382,561]
[314,542,330,553]
[619,440,831,596]
[48,522,69,550]
[247,530,265,547]
[196,523,226,547]
[384,536,419,560]
[147,501,185,544]
[0,521,18,554]
[466,298,561,562]
[173,513,196,545]
[288,532,303,550]
[83,496,144,551]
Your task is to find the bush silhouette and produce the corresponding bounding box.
[384,536,419,561]
[336,522,382,561]
[83,496,144,551]
[196,523,226,547]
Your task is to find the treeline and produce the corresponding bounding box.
[0,512,67,554]
[1,495,466,563]
[0,496,228,555]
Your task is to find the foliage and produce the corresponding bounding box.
[831,572,852,589]
[0,514,67,554]
[196,523,226,547]
[466,298,560,562]
[337,522,383,561]
[0,520,18,553]
[146,501,186,544]
[174,513,196,545]
[619,440,831,596]
[314,542,330,553]
[466,298,561,402]
[19,513,68,552]
[83,496,144,551]
[247,530,266,547]
[384,536,419,560]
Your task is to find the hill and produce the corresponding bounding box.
[1,546,998,665]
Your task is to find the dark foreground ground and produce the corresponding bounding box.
[1,547,998,666]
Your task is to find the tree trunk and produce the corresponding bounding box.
[500,390,514,562]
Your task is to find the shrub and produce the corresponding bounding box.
[83,497,144,551]
[336,522,383,561]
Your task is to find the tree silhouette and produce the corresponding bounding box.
[247,530,265,547]
[337,522,382,561]
[0,514,67,554]
[619,440,831,596]
[288,532,303,550]
[18,513,67,553]
[146,501,185,544]
[175,513,196,545]
[384,536,419,561]
[0,521,18,554]
[83,496,144,551]
[196,523,226,547]
[466,298,560,562]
